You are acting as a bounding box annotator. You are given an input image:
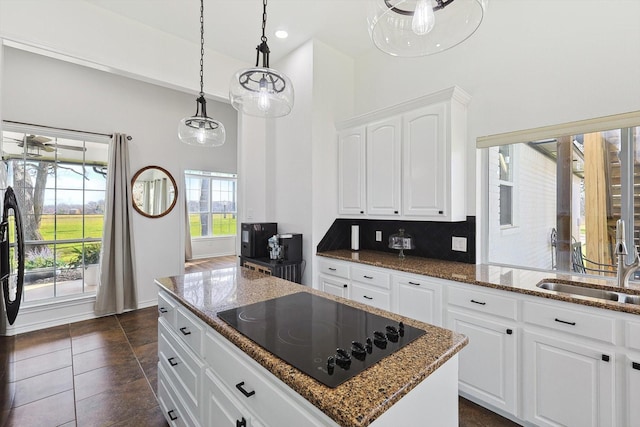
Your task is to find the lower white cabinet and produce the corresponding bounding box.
[319,274,349,299]
[350,282,391,310]
[627,355,640,427]
[158,363,201,427]
[394,274,442,326]
[522,330,615,427]
[447,309,517,415]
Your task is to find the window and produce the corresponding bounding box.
[498,145,514,227]
[2,124,109,303]
[185,170,237,237]
[482,114,640,278]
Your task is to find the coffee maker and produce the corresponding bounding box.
[241,222,277,259]
[268,233,302,262]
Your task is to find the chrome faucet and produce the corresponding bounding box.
[615,219,640,288]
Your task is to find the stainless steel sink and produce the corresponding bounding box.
[621,295,640,305]
[536,282,620,301]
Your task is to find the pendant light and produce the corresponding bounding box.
[229,0,294,118]
[178,0,226,147]
[368,0,487,57]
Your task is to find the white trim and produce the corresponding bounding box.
[477,110,640,148]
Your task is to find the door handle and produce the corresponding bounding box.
[554,318,576,326]
[235,381,255,398]
[167,410,178,421]
[470,299,486,306]
[179,327,191,335]
[168,357,178,367]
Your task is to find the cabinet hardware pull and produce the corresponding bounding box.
[235,381,256,398]
[554,318,576,326]
[360,211,364,214]
[167,410,178,421]
[343,284,348,288]
[470,299,486,305]
[179,327,191,335]
[506,329,513,335]
[633,362,640,370]
[363,275,373,279]
[363,295,373,300]
[438,210,443,214]
[602,354,610,362]
[159,307,168,313]
[394,211,399,214]
[408,281,421,286]
[168,357,178,367]
[328,267,337,271]
[236,418,247,427]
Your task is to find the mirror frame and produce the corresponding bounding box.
[131,165,178,219]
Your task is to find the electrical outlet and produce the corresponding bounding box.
[452,236,467,252]
[376,231,382,242]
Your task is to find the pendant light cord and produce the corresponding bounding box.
[261,0,268,43]
[199,0,205,97]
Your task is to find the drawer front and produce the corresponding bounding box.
[448,286,517,320]
[158,291,177,327]
[159,320,203,413]
[522,300,616,344]
[351,266,390,289]
[351,282,391,311]
[317,259,349,279]
[204,370,256,427]
[204,331,327,427]
[626,320,640,351]
[158,364,200,427]
[175,307,204,356]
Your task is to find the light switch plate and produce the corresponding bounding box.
[376,231,382,242]
[452,236,467,252]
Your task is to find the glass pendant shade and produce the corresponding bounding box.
[229,67,294,118]
[178,96,226,147]
[368,0,486,57]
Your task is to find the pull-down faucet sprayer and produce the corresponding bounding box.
[615,219,640,288]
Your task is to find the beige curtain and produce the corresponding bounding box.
[95,133,137,315]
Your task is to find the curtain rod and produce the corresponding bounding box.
[2,120,132,140]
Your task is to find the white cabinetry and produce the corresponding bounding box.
[522,330,615,427]
[366,116,402,216]
[393,273,442,326]
[337,126,366,215]
[350,265,391,310]
[446,285,517,415]
[625,320,640,426]
[336,86,470,221]
[317,258,350,299]
[319,275,349,299]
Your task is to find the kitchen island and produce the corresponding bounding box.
[155,266,468,427]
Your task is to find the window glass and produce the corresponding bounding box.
[185,170,237,238]
[487,125,640,279]
[2,128,109,303]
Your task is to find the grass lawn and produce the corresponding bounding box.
[189,213,237,237]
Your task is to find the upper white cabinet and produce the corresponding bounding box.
[366,116,402,216]
[336,86,470,221]
[337,126,366,215]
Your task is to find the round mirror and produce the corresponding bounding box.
[131,166,178,218]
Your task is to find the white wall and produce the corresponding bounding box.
[1,47,237,322]
[352,0,640,228]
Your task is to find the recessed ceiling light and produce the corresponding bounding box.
[275,29,288,39]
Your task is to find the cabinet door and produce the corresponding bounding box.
[629,356,640,427]
[204,370,255,427]
[319,275,349,299]
[351,282,391,310]
[366,117,401,216]
[447,310,517,415]
[522,330,615,427]
[338,126,366,215]
[402,104,447,218]
[395,275,442,326]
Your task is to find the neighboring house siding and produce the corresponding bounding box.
[488,144,558,270]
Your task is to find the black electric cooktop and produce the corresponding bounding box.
[217,292,426,388]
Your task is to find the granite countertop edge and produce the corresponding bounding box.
[317,250,640,316]
[156,273,468,427]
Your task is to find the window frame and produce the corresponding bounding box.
[185,170,237,238]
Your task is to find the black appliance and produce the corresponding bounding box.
[241,222,277,259]
[217,292,425,388]
[267,233,302,262]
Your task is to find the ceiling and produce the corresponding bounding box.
[85,0,375,64]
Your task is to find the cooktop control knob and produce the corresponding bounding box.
[385,325,399,342]
[327,356,335,375]
[365,337,373,354]
[399,321,405,337]
[373,331,387,349]
[351,341,367,360]
[335,348,352,369]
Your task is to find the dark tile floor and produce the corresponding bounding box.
[5,256,520,426]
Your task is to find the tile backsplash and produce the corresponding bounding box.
[317,217,476,264]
